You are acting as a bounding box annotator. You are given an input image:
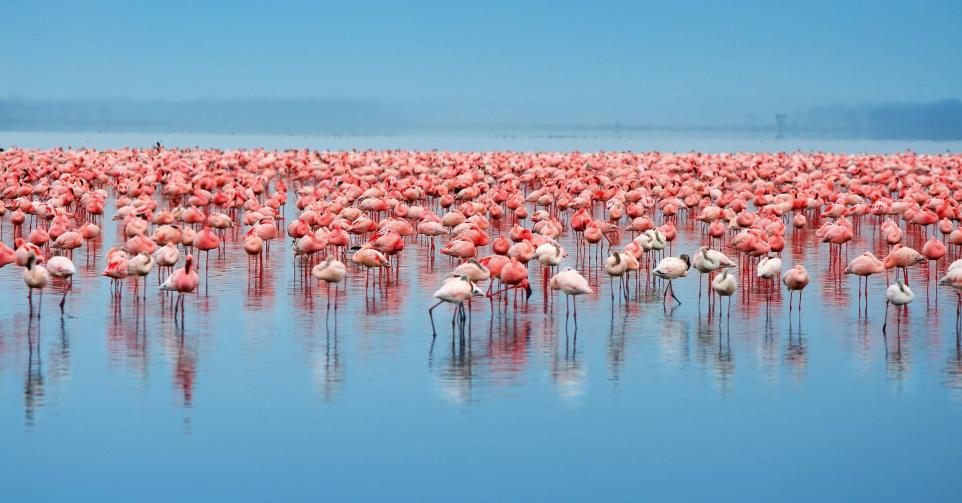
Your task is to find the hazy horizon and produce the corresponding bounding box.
[2,1,961,135]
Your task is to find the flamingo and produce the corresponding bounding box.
[757,252,783,312]
[160,254,200,322]
[492,257,533,302]
[652,254,690,306]
[549,267,593,321]
[0,240,15,268]
[352,245,391,290]
[605,251,629,301]
[883,245,924,285]
[845,252,885,309]
[46,255,76,313]
[451,258,491,284]
[711,269,737,319]
[312,256,347,315]
[128,251,155,299]
[193,225,221,279]
[783,265,810,312]
[428,275,484,337]
[154,242,181,281]
[102,252,130,297]
[23,252,50,316]
[692,246,735,305]
[883,279,914,333]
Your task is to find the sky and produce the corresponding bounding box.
[2,0,961,127]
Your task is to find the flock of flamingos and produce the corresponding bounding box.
[1,148,961,337]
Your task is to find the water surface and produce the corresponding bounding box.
[3,134,962,502]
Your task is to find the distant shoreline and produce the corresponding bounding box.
[3,130,961,154]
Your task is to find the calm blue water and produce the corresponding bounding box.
[3,133,962,502]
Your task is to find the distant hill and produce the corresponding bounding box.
[1,98,960,140]
[787,99,962,140]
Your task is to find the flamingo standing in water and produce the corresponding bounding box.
[46,255,76,313]
[312,256,347,316]
[102,251,130,298]
[604,251,629,302]
[491,257,532,303]
[428,275,484,337]
[536,241,566,292]
[711,269,737,319]
[783,265,810,312]
[352,245,391,290]
[153,242,180,282]
[128,251,155,299]
[883,279,914,333]
[161,254,199,323]
[922,237,946,297]
[549,267,593,321]
[193,225,221,285]
[883,245,924,286]
[845,252,885,310]
[451,258,491,284]
[23,252,50,316]
[652,254,690,306]
[692,246,735,306]
[757,252,783,313]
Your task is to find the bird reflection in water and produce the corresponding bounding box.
[696,315,735,393]
[313,323,343,402]
[714,327,735,393]
[107,296,149,378]
[785,318,808,382]
[46,316,72,400]
[553,304,585,400]
[433,323,476,405]
[174,332,198,408]
[24,315,44,427]
[883,317,913,389]
[488,316,532,385]
[607,307,630,382]
[552,347,585,401]
[944,337,962,400]
[658,314,691,367]
[245,250,277,311]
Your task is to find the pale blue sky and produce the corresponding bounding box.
[2,0,961,125]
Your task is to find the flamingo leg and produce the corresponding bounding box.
[428,300,444,338]
[669,280,681,305]
[883,300,890,333]
[60,278,71,313]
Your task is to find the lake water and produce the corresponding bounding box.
[3,131,962,502]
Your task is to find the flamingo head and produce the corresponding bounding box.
[521,279,532,300]
[470,281,485,297]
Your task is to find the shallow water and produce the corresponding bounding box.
[4,139,962,502]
